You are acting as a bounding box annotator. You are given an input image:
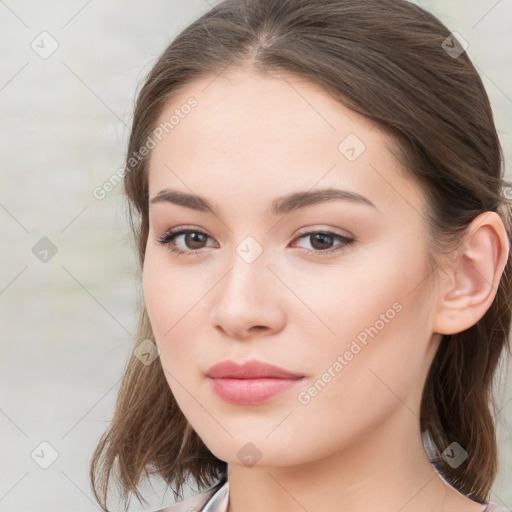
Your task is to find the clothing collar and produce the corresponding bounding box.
[201,478,229,512]
[198,478,512,512]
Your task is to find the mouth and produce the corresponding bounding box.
[205,358,305,405]
[207,376,304,405]
[205,358,304,380]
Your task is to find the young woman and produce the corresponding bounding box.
[90,1,512,511]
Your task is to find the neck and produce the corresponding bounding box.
[226,407,483,512]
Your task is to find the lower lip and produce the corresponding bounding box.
[208,377,303,404]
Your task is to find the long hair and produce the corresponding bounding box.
[90,0,512,510]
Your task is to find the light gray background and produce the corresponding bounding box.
[0,1,511,511]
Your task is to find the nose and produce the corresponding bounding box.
[210,253,286,340]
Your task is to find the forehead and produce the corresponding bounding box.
[147,68,423,217]
[151,67,382,154]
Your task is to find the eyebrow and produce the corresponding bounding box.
[149,187,376,216]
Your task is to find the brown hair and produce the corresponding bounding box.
[90,0,512,510]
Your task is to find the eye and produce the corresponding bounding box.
[290,230,355,255]
[157,227,217,256]
[156,227,355,256]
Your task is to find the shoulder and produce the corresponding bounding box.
[146,479,228,512]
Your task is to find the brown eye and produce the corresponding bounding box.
[292,230,355,255]
[157,228,215,255]
[309,233,335,250]
[183,231,208,249]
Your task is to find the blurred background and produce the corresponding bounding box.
[0,1,511,510]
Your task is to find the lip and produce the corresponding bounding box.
[208,377,303,404]
[205,360,304,405]
[206,359,304,379]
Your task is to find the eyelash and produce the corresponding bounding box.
[156,227,355,257]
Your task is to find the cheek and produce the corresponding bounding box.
[142,253,189,356]
[142,249,216,389]
[302,242,433,407]
[292,290,432,450]
[142,247,203,332]
[298,255,412,345]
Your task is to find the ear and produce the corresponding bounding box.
[433,211,510,335]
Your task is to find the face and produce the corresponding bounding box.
[143,67,441,468]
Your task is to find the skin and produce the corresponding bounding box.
[143,67,509,512]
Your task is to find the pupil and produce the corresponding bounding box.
[187,232,205,249]
[311,233,332,250]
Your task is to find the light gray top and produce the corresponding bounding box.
[149,479,228,512]
[150,479,511,512]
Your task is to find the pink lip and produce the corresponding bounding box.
[206,359,304,379]
[205,359,304,405]
[208,377,303,404]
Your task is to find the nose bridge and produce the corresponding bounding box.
[211,237,285,337]
[220,240,273,311]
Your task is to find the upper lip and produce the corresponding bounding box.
[206,359,304,379]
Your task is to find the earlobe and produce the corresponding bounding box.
[433,212,510,336]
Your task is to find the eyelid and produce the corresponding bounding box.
[290,230,355,254]
[293,225,354,239]
[157,225,218,248]
[157,225,355,256]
